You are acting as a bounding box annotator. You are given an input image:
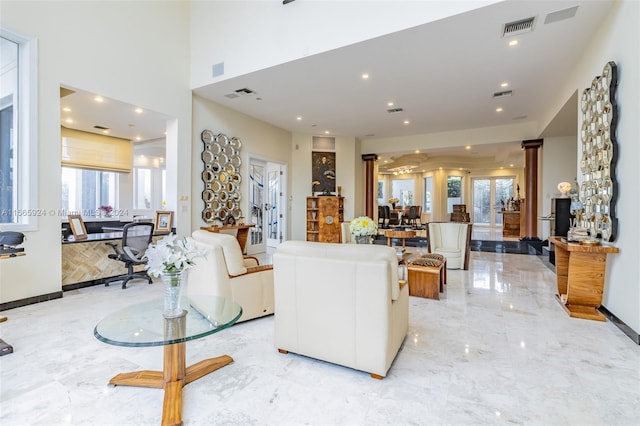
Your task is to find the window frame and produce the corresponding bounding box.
[0,29,38,231]
[423,176,433,213]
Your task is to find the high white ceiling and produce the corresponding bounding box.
[59,0,614,172]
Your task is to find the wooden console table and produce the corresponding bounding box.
[549,236,619,321]
[200,224,254,254]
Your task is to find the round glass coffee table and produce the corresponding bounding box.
[94,296,242,426]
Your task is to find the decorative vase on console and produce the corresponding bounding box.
[144,234,206,318]
[349,216,378,245]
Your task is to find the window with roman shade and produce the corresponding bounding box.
[61,127,133,173]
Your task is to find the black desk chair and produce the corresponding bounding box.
[105,222,154,289]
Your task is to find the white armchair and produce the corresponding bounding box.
[340,222,353,243]
[188,230,274,323]
[273,241,408,379]
[427,222,472,270]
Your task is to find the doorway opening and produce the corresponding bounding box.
[247,157,287,255]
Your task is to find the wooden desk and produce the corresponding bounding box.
[549,236,619,321]
[200,224,255,254]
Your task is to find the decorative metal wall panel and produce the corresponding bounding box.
[201,130,242,223]
[579,61,618,241]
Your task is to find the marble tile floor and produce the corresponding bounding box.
[1,250,639,426]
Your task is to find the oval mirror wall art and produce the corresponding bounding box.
[201,130,243,223]
[579,61,618,242]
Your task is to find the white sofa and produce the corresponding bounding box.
[188,230,274,323]
[427,222,472,270]
[272,241,408,379]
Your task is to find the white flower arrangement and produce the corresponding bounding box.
[144,234,206,279]
[349,216,378,237]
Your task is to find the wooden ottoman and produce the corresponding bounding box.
[407,255,446,300]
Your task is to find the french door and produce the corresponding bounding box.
[247,158,286,255]
[472,177,515,227]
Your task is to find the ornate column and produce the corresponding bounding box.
[362,154,378,219]
[521,139,543,240]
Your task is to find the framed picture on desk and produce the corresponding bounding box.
[154,211,173,233]
[68,215,87,240]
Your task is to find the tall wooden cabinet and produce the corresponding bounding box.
[306,196,344,243]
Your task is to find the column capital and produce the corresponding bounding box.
[521,139,543,150]
[361,153,378,162]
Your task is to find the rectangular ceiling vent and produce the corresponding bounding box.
[502,17,536,37]
[544,6,578,25]
[386,108,404,114]
[93,125,109,130]
[493,90,513,98]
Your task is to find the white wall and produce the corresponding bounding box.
[189,0,499,88]
[540,136,577,240]
[191,95,292,234]
[565,1,640,332]
[0,1,191,303]
[290,134,361,241]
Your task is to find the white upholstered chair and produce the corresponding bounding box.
[188,230,274,322]
[427,222,472,270]
[340,222,353,243]
[273,241,408,379]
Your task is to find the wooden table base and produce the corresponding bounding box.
[109,342,233,426]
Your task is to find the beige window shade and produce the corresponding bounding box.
[61,127,133,172]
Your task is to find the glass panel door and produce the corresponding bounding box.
[472,177,515,227]
[248,159,266,254]
[472,179,491,226]
[266,163,284,247]
[495,178,515,226]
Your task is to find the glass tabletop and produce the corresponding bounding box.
[94,295,242,347]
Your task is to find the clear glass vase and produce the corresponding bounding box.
[161,270,187,318]
[355,235,371,244]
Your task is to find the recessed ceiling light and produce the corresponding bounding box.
[403,120,410,125]
[415,150,420,154]
[94,96,104,103]
[509,40,519,47]
[324,130,330,135]
[387,102,394,107]
[362,73,369,79]
[465,145,471,150]
[102,130,109,134]
[62,107,71,112]
[136,136,141,141]
[459,168,463,171]
[296,116,302,121]
[500,166,504,170]
[501,82,509,88]
[496,107,503,112]
[510,163,514,167]
[65,118,73,124]
[135,108,143,114]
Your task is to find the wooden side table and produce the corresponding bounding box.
[549,236,619,321]
[200,224,255,254]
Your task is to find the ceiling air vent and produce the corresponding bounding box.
[493,90,513,98]
[387,108,404,114]
[93,125,109,130]
[502,17,536,37]
[235,88,256,95]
